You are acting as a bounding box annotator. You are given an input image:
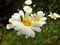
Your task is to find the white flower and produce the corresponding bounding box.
[25,0,32,5]
[48,12,60,20]
[6,24,12,29]
[23,6,32,13]
[7,11,41,38]
[31,11,47,27]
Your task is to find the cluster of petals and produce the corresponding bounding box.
[6,10,47,38]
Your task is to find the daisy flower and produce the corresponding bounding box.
[25,0,32,5]
[7,10,41,38]
[48,12,60,20]
[23,6,32,13]
[31,11,47,27]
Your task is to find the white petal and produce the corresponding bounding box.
[12,21,24,31]
[57,15,60,18]
[9,18,13,23]
[50,12,52,15]
[25,12,30,17]
[41,17,47,21]
[31,26,41,32]
[48,15,51,17]
[23,27,35,38]
[11,13,21,21]
[54,13,60,18]
[37,11,45,17]
[32,22,41,27]
[39,21,46,26]
[12,21,19,28]
[48,12,52,17]
[20,28,26,35]
[19,10,24,17]
[32,21,46,27]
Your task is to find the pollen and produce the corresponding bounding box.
[22,17,31,26]
[33,17,40,22]
[51,14,56,19]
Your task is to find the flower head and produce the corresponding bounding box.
[31,11,47,27]
[6,24,12,29]
[23,6,32,13]
[7,10,41,38]
[25,0,32,5]
[48,12,60,20]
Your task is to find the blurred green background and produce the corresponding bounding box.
[0,0,60,45]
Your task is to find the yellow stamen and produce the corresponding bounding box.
[22,17,31,26]
[51,14,56,19]
[33,17,40,22]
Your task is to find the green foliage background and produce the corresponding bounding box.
[0,0,60,45]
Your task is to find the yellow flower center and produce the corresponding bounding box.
[51,14,56,19]
[33,17,40,22]
[22,17,31,26]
